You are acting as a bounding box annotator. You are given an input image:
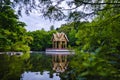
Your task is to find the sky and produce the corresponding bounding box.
[13,0,66,31]
[19,12,66,31]
[18,0,92,32]
[18,0,70,32]
[17,0,82,32]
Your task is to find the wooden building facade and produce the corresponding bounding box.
[52,32,69,49]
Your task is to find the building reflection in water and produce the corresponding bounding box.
[46,32,74,72]
[52,54,69,73]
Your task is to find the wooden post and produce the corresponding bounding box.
[58,41,59,49]
[65,41,67,48]
[52,41,54,48]
[55,41,57,48]
[60,41,62,49]
[65,55,67,62]
[55,55,57,62]
[58,54,62,62]
[61,41,63,48]
[52,55,54,62]
[63,41,65,48]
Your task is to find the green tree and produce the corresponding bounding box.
[1,0,119,22]
[65,6,120,80]
[27,30,56,51]
[50,25,55,31]
[0,4,32,52]
[6,0,120,21]
[57,22,88,47]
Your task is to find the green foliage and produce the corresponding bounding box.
[30,53,52,72]
[50,25,55,31]
[11,42,30,52]
[57,22,76,47]
[57,21,89,47]
[58,2,120,79]
[27,30,56,51]
[62,8,120,80]
[0,53,54,80]
[0,54,29,80]
[1,0,120,80]
[2,0,119,21]
[0,5,32,52]
[68,52,117,80]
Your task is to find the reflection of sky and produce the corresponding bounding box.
[21,71,60,80]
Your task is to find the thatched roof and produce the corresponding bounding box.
[52,32,69,42]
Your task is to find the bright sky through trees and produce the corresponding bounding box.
[19,12,66,31]
[17,0,92,31]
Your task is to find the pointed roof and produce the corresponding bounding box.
[52,32,69,42]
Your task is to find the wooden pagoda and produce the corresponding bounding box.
[52,32,69,49]
[45,32,74,73]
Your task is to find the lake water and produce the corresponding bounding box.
[21,71,60,80]
[0,53,71,80]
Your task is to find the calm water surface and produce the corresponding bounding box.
[21,71,60,80]
[0,53,70,80]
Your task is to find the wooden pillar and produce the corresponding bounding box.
[60,41,62,49]
[62,41,65,48]
[62,41,64,48]
[58,41,60,49]
[52,55,54,62]
[55,41,57,48]
[61,41,63,48]
[52,41,54,48]
[56,41,58,48]
[58,54,62,62]
[65,41,67,48]
[54,41,55,48]
[65,55,67,62]
[55,55,57,62]
[59,42,60,49]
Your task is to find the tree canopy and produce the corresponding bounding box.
[0,0,120,80]
[27,30,56,51]
[1,0,120,21]
[0,3,32,52]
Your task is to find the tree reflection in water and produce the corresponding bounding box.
[0,54,29,80]
[0,53,61,80]
[0,53,72,80]
[21,53,61,80]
